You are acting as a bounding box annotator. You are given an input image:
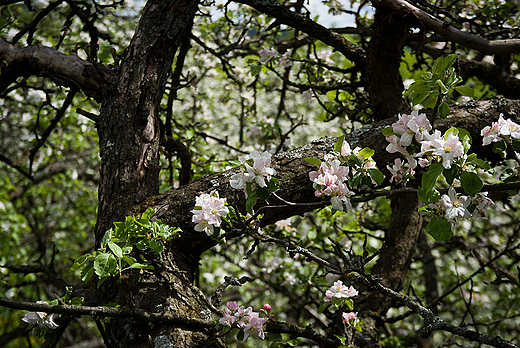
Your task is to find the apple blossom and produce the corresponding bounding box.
[220,301,270,341]
[258,46,279,64]
[430,132,465,169]
[230,151,276,190]
[191,190,229,235]
[342,311,359,325]
[22,301,59,330]
[324,280,358,302]
[481,114,520,145]
[439,187,471,220]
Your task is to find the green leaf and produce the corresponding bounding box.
[286,339,299,346]
[94,253,118,278]
[460,171,483,196]
[107,241,123,259]
[456,127,472,153]
[425,216,453,241]
[421,163,444,196]
[438,101,450,119]
[266,333,283,341]
[466,154,491,170]
[421,92,439,109]
[148,239,164,254]
[318,302,329,313]
[141,207,155,221]
[256,187,270,200]
[129,263,154,270]
[334,135,345,153]
[492,140,507,158]
[71,254,93,271]
[250,64,262,76]
[123,255,137,266]
[357,147,375,160]
[454,85,473,97]
[512,139,520,151]
[236,330,244,341]
[443,166,458,185]
[418,187,441,205]
[344,298,354,310]
[382,126,394,137]
[367,168,384,186]
[100,228,113,248]
[80,264,94,283]
[303,157,321,167]
[245,191,258,213]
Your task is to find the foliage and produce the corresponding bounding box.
[71,208,181,285]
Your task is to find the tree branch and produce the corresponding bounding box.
[0,38,116,101]
[232,0,365,67]
[0,297,215,330]
[372,0,520,54]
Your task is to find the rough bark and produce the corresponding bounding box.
[366,6,410,120]
[92,1,224,347]
[0,38,116,102]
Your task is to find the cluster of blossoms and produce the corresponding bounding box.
[324,280,358,302]
[258,46,279,64]
[342,311,360,326]
[386,110,467,172]
[219,301,271,342]
[310,158,354,211]
[22,302,59,331]
[481,114,520,145]
[387,158,415,185]
[309,139,380,211]
[191,190,229,236]
[230,151,276,190]
[324,280,360,329]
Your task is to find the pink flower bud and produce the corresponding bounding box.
[263,303,271,311]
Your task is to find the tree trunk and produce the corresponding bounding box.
[93,1,224,346]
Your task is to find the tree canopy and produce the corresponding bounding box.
[1,0,520,347]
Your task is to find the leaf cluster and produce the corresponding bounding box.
[71,208,181,285]
[404,54,473,118]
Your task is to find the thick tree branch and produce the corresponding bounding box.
[232,0,365,67]
[0,38,116,101]
[372,0,520,54]
[149,97,520,274]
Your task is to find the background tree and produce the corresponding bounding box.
[1,0,520,347]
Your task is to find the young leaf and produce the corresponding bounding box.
[107,241,123,259]
[303,157,321,167]
[100,228,113,248]
[382,126,394,137]
[80,264,95,283]
[438,101,450,119]
[466,154,491,170]
[367,168,384,186]
[334,135,345,153]
[454,85,473,97]
[460,171,483,196]
[421,163,444,195]
[148,239,164,254]
[443,166,458,185]
[71,254,93,271]
[425,216,453,241]
[245,191,258,213]
[141,207,155,221]
[512,139,520,151]
[358,147,375,160]
[94,253,118,278]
